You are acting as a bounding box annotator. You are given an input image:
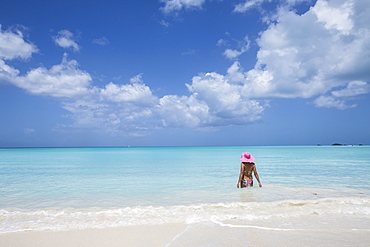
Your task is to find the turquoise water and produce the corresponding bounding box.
[1,146,370,233]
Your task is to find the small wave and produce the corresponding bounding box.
[211,219,299,231]
[1,197,369,233]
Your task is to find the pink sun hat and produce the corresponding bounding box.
[240,152,255,162]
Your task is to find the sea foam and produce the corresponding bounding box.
[1,197,369,233]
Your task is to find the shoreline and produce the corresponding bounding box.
[1,223,369,247]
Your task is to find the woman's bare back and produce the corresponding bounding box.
[242,162,255,180]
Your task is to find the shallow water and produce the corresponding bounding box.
[0,146,369,233]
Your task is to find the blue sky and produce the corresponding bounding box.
[1,0,369,147]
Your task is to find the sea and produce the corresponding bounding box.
[1,145,370,243]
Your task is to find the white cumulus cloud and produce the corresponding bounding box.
[100,81,158,106]
[0,25,38,60]
[233,0,266,13]
[185,66,265,126]
[313,95,356,110]
[0,59,20,84]
[332,81,370,97]
[223,36,251,60]
[231,0,370,110]
[233,0,313,13]
[313,0,354,34]
[160,0,206,14]
[13,53,92,98]
[53,30,80,52]
[157,94,210,128]
[313,80,370,109]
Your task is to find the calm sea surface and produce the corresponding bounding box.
[1,146,369,233]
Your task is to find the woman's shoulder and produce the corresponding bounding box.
[242,162,255,165]
[242,162,255,167]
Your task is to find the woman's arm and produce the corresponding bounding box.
[253,166,262,187]
[237,163,244,188]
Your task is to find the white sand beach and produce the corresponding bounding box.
[1,222,370,247]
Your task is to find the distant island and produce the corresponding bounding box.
[331,143,363,146]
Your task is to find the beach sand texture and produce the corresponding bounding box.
[1,223,370,247]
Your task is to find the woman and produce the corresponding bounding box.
[237,152,262,188]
